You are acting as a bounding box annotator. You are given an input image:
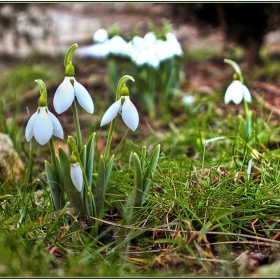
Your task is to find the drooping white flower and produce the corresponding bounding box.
[131,35,146,51]
[93,28,108,43]
[156,39,173,61]
[166,32,183,57]
[224,80,252,104]
[100,96,139,131]
[75,40,110,59]
[25,106,64,145]
[143,32,157,46]
[54,76,94,114]
[70,162,83,192]
[109,35,131,57]
[134,46,160,68]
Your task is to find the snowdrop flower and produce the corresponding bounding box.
[93,28,108,43]
[182,94,195,106]
[25,79,64,145]
[143,32,157,46]
[75,41,110,59]
[25,107,63,145]
[100,84,139,131]
[54,77,94,114]
[131,35,146,51]
[135,46,160,68]
[70,155,83,192]
[224,80,252,105]
[109,35,131,57]
[54,43,94,114]
[166,32,183,57]
[156,39,173,61]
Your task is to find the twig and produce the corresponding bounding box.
[90,216,280,244]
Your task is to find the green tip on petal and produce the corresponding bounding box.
[35,79,48,107]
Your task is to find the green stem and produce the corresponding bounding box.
[49,137,58,172]
[25,139,33,185]
[243,98,252,139]
[104,118,116,162]
[72,99,83,151]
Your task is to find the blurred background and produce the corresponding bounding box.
[1,3,280,65]
[2,2,280,145]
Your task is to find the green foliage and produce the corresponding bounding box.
[2,38,280,277]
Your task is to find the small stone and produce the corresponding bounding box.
[0,133,24,184]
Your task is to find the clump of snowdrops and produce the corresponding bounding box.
[25,44,160,235]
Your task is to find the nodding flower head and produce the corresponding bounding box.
[224,73,252,105]
[100,82,139,131]
[224,58,252,105]
[25,80,64,145]
[53,76,94,114]
[25,106,64,145]
[70,154,83,192]
[53,44,94,114]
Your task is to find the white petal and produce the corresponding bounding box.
[243,85,252,102]
[224,81,243,104]
[109,36,130,57]
[121,96,139,131]
[166,33,183,56]
[100,99,121,127]
[70,163,83,192]
[53,77,75,114]
[75,41,110,59]
[93,28,108,43]
[73,79,94,114]
[33,107,53,145]
[48,111,64,139]
[25,111,38,142]
[132,36,146,51]
[144,32,157,46]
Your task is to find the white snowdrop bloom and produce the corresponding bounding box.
[25,106,64,145]
[54,76,94,114]
[75,40,110,59]
[224,80,252,104]
[143,32,157,46]
[109,35,130,57]
[166,32,183,56]
[131,35,146,51]
[93,28,108,43]
[101,95,139,131]
[70,162,83,192]
[156,39,173,61]
[182,95,195,106]
[135,47,160,68]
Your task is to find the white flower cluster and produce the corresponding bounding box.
[75,28,183,68]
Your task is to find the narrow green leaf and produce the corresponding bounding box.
[198,221,213,242]
[133,152,143,208]
[141,146,147,172]
[86,132,96,189]
[45,160,63,210]
[94,155,106,218]
[54,154,63,190]
[105,154,114,188]
[80,145,87,170]
[142,144,160,203]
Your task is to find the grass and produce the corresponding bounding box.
[1,48,280,277]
